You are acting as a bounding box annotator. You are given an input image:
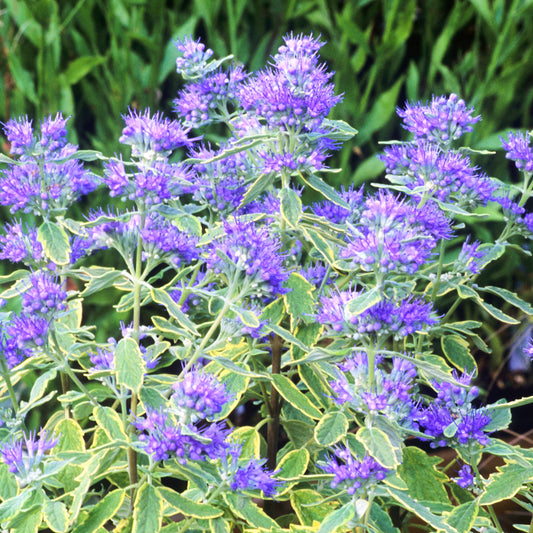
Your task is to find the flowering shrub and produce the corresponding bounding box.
[1,33,533,532]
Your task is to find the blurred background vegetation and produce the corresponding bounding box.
[2,0,533,387]
[2,0,533,181]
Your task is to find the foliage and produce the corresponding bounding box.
[1,27,533,533]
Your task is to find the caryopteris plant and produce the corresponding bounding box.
[1,32,533,533]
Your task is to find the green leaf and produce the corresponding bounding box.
[0,491,33,522]
[386,487,457,532]
[358,77,404,142]
[159,487,223,519]
[115,337,145,393]
[298,173,349,208]
[133,484,163,533]
[228,426,260,461]
[0,463,18,501]
[356,426,401,469]
[93,405,128,442]
[445,500,479,532]
[480,285,533,315]
[224,493,278,530]
[29,369,57,404]
[477,299,520,324]
[54,418,85,492]
[298,362,330,408]
[260,297,285,325]
[441,335,477,373]
[6,505,43,533]
[43,500,69,533]
[302,227,336,264]
[283,419,315,449]
[63,55,106,85]
[346,286,381,316]
[479,461,533,505]
[272,374,322,420]
[284,273,316,322]
[71,489,125,533]
[280,186,303,228]
[76,266,126,297]
[151,288,199,335]
[369,503,400,533]
[398,447,449,504]
[484,399,512,432]
[239,172,274,207]
[231,305,260,328]
[38,221,71,265]
[317,502,355,533]
[321,118,358,140]
[290,489,337,527]
[277,448,310,479]
[314,411,348,446]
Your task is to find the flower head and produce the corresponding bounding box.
[175,36,214,79]
[397,94,480,144]
[320,446,389,496]
[0,429,58,486]
[331,352,419,429]
[119,108,196,158]
[500,131,533,172]
[0,221,44,265]
[206,218,289,300]
[171,368,234,424]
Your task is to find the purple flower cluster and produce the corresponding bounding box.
[74,209,198,267]
[119,108,195,157]
[330,352,419,428]
[0,271,67,368]
[21,271,67,316]
[417,371,491,448]
[318,287,438,341]
[171,368,234,424]
[500,131,533,172]
[1,114,96,215]
[186,143,250,213]
[379,142,496,208]
[341,190,452,275]
[174,36,214,79]
[454,237,488,275]
[223,445,282,497]
[3,113,69,157]
[0,429,58,486]
[239,34,341,131]
[0,221,44,265]
[174,65,247,127]
[206,218,289,301]
[104,158,193,205]
[135,408,230,463]
[397,93,480,144]
[454,463,475,489]
[320,446,389,496]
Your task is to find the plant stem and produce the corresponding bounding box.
[0,357,19,413]
[264,334,283,518]
[128,230,144,510]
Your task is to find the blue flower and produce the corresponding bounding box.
[174,36,214,79]
[0,429,58,486]
[454,463,475,489]
[206,218,289,300]
[330,352,419,429]
[500,131,533,172]
[119,108,196,158]
[0,221,44,265]
[320,446,389,496]
[171,368,234,424]
[397,94,480,144]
